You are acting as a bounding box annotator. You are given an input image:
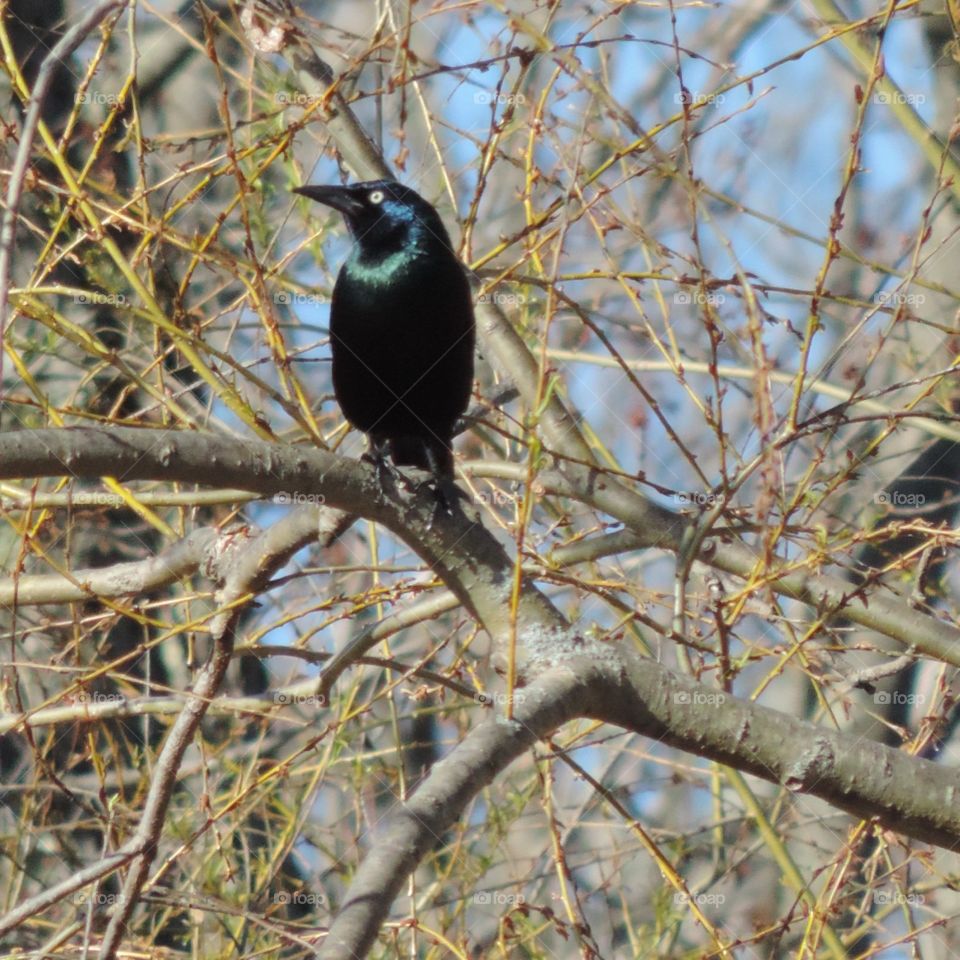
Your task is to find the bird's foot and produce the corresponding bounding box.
[364,439,467,527]
[423,475,469,529]
[430,479,452,525]
[426,486,451,531]
[361,446,404,489]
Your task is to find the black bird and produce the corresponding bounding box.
[294,179,475,483]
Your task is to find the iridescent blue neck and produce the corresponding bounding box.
[346,243,421,285]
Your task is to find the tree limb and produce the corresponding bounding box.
[318,646,960,957]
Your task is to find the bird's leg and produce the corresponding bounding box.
[427,481,453,527]
[422,445,460,526]
[362,438,402,489]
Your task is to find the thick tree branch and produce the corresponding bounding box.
[2,424,958,954]
[5,427,952,669]
[0,528,217,606]
[0,427,564,644]
[319,645,960,957]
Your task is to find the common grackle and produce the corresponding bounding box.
[294,179,475,483]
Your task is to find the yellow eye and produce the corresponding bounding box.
[368,190,385,204]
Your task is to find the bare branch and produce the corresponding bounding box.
[0,426,564,643]
[0,527,216,606]
[0,0,126,385]
[95,506,345,958]
[319,646,960,957]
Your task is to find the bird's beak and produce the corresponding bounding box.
[293,184,365,218]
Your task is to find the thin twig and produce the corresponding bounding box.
[0,0,126,411]
[95,508,341,958]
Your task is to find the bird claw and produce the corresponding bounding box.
[364,441,464,529]
[361,448,404,489]
[425,479,453,530]
[424,475,470,529]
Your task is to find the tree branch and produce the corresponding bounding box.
[0,426,564,644]
[2,425,958,667]
[318,646,960,957]
[0,0,126,390]
[0,528,216,606]
[95,507,344,958]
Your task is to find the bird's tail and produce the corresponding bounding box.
[389,436,454,477]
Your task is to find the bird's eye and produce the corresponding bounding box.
[368,190,385,205]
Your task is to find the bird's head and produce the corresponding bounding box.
[293,179,453,255]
